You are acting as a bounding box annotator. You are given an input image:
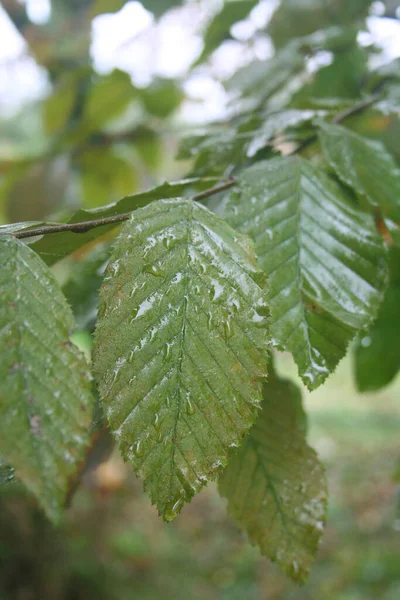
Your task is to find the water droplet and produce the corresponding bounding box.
[186,396,195,416]
[207,312,213,331]
[133,440,144,458]
[256,301,269,317]
[154,413,161,431]
[223,317,233,340]
[144,263,165,278]
[361,336,372,347]
[164,342,172,362]
[230,299,240,313]
[163,497,184,522]
[163,235,179,250]
[130,307,139,321]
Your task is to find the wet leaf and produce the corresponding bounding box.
[224,157,387,389]
[0,236,94,522]
[219,370,327,583]
[93,199,269,520]
[177,110,320,175]
[354,246,400,392]
[319,120,400,222]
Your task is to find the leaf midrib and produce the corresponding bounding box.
[168,202,193,500]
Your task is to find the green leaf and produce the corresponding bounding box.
[178,129,250,177]
[139,78,183,118]
[224,157,387,389]
[62,241,111,329]
[141,0,182,18]
[91,0,126,17]
[219,370,327,583]
[177,110,320,175]
[6,158,70,223]
[246,109,323,157]
[319,120,400,222]
[354,246,400,392]
[93,199,269,521]
[79,147,137,208]
[292,46,368,108]
[226,46,304,109]
[194,0,258,66]
[81,70,136,134]
[0,236,94,522]
[43,70,82,134]
[22,177,224,265]
[268,0,372,48]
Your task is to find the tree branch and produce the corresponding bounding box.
[9,179,238,240]
[293,93,380,155]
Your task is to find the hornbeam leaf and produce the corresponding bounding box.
[354,246,400,392]
[0,236,94,521]
[224,157,387,389]
[318,120,400,222]
[219,371,327,583]
[93,199,269,521]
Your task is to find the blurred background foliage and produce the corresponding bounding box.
[1,0,400,598]
[1,357,400,600]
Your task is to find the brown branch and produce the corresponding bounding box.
[8,179,237,240]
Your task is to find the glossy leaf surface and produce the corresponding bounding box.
[224,157,387,389]
[219,371,327,583]
[0,236,94,521]
[319,120,400,221]
[93,199,269,520]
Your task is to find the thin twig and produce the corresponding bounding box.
[293,93,380,155]
[8,178,238,240]
[4,94,380,241]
